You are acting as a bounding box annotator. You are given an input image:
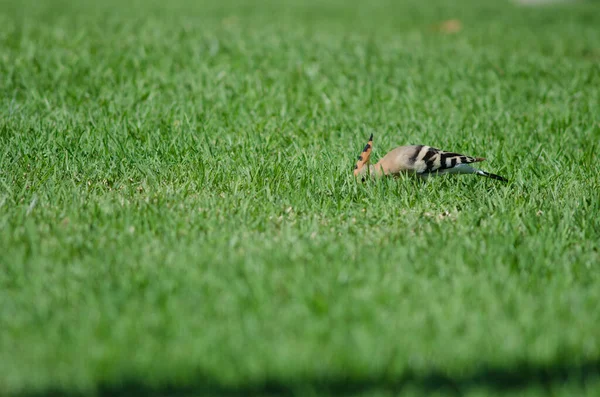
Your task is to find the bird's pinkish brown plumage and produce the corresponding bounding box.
[354,134,507,182]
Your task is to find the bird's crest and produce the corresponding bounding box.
[353,134,373,177]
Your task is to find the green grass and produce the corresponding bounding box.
[1,0,600,395]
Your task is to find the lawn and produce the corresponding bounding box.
[1,0,599,396]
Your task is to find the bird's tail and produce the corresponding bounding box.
[353,134,373,177]
[475,170,508,182]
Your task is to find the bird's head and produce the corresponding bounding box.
[353,133,374,182]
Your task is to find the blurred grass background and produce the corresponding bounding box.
[1,0,599,396]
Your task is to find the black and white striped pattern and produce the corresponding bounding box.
[409,145,483,175]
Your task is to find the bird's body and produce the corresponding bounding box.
[354,134,507,182]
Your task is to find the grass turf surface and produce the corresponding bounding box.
[1,0,600,395]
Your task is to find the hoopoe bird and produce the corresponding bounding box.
[354,134,507,182]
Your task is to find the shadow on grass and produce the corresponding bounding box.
[23,359,600,396]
